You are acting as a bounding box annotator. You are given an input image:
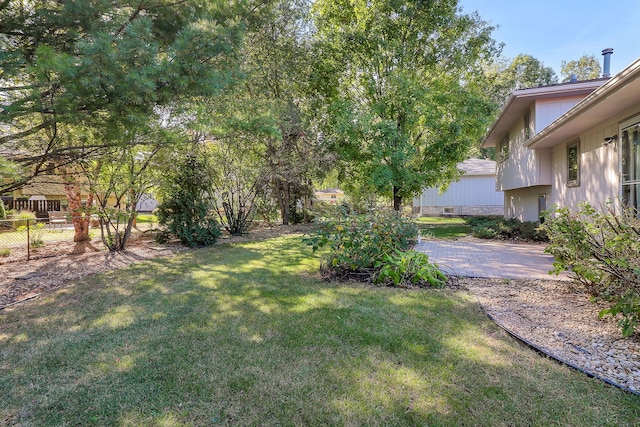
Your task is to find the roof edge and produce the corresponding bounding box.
[526,57,640,148]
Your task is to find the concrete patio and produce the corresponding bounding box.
[414,239,569,280]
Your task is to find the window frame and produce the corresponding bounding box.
[566,140,580,187]
[499,134,509,162]
[524,110,532,140]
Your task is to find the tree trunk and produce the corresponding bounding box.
[280,182,290,225]
[64,182,93,242]
[393,185,402,212]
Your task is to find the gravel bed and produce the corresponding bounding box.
[456,277,640,394]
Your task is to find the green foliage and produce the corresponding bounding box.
[313,0,500,210]
[466,216,548,241]
[17,221,46,248]
[0,201,6,220]
[486,54,558,108]
[561,54,602,82]
[544,203,640,336]
[304,209,417,271]
[375,249,446,288]
[0,0,243,194]
[11,210,37,229]
[156,148,221,247]
[599,294,640,338]
[0,247,10,257]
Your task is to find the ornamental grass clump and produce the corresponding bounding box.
[304,208,446,287]
[543,202,640,336]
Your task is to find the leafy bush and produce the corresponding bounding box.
[156,150,221,247]
[10,210,37,229]
[543,202,640,336]
[17,222,45,248]
[374,249,446,288]
[0,247,10,257]
[304,208,418,271]
[466,216,547,241]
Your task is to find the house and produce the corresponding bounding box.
[482,49,640,222]
[313,188,345,205]
[412,158,503,216]
[2,174,74,217]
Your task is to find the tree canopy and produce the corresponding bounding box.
[561,54,602,82]
[487,54,558,107]
[0,0,243,193]
[312,0,500,210]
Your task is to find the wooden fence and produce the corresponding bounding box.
[5,200,62,218]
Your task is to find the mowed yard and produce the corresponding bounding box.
[1,234,639,426]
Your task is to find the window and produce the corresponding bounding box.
[524,111,531,140]
[567,141,580,186]
[621,120,640,212]
[499,134,509,161]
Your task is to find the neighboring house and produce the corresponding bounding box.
[2,174,74,217]
[314,188,345,205]
[136,194,159,212]
[483,50,640,222]
[412,158,503,216]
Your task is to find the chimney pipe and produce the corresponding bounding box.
[602,48,614,78]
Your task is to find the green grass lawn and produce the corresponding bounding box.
[1,235,638,426]
[415,216,472,239]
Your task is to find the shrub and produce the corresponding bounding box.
[11,210,37,229]
[16,222,45,249]
[156,150,221,247]
[374,249,446,288]
[0,247,10,257]
[466,216,547,241]
[303,209,447,286]
[543,202,640,336]
[304,208,417,271]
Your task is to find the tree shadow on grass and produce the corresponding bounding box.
[1,235,638,426]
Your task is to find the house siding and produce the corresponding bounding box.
[548,108,640,210]
[534,96,584,130]
[504,186,551,222]
[414,175,503,216]
[497,108,552,191]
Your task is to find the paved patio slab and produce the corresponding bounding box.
[414,239,569,280]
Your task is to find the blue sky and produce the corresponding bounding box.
[458,0,640,77]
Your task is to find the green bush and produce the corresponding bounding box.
[304,208,417,271]
[156,151,221,247]
[11,210,37,229]
[543,202,640,336]
[0,247,10,257]
[374,249,446,288]
[466,216,547,241]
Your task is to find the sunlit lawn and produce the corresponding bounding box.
[1,235,638,426]
[415,216,472,239]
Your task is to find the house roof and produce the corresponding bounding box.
[314,188,344,195]
[525,58,640,149]
[482,79,608,148]
[457,158,496,176]
[15,175,68,196]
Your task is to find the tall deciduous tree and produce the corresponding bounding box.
[486,54,558,107]
[561,54,602,82]
[233,0,327,225]
[313,0,500,210]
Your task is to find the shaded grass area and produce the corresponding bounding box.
[1,235,639,426]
